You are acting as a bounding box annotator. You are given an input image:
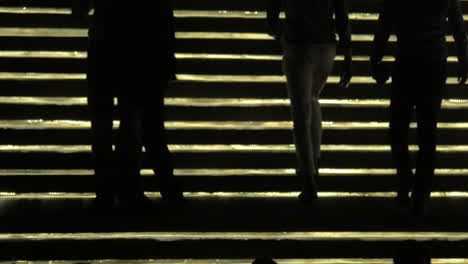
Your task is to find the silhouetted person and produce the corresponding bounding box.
[394,241,430,264]
[267,0,352,202]
[371,0,468,214]
[72,0,185,209]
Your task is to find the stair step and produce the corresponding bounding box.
[1,172,468,192]
[4,128,468,145]
[0,33,460,57]
[0,151,466,169]
[0,57,466,76]
[2,195,468,259]
[2,80,468,99]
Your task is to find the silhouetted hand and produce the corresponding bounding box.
[371,61,391,88]
[458,60,468,87]
[339,63,352,89]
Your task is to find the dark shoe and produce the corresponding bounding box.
[252,257,278,264]
[88,196,116,214]
[298,191,318,203]
[298,184,318,204]
[396,171,414,205]
[412,191,430,216]
[118,193,155,210]
[161,191,188,207]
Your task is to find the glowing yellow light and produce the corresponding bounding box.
[2,231,468,241]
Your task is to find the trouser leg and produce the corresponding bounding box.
[283,43,317,190]
[309,45,336,169]
[115,94,144,197]
[414,91,442,197]
[87,45,116,199]
[141,83,178,193]
[389,82,414,191]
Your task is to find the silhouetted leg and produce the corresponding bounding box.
[390,78,414,199]
[310,45,336,172]
[283,42,317,196]
[87,44,115,201]
[414,90,442,199]
[141,85,179,194]
[115,94,144,199]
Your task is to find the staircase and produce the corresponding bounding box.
[1,0,468,262]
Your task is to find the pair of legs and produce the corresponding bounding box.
[87,39,179,203]
[282,41,336,196]
[116,85,179,200]
[390,56,446,201]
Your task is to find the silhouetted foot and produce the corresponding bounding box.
[396,189,411,205]
[88,196,116,214]
[118,193,155,210]
[396,171,414,205]
[161,191,188,207]
[412,191,430,216]
[252,257,278,264]
[298,189,318,204]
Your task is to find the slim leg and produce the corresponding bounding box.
[389,78,414,197]
[414,92,442,198]
[87,45,116,200]
[283,43,317,192]
[142,86,178,193]
[115,93,144,198]
[310,45,336,172]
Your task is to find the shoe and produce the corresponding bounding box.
[411,191,430,216]
[88,196,116,214]
[298,191,318,203]
[118,193,155,210]
[298,183,318,204]
[161,190,188,207]
[297,170,319,203]
[396,171,414,205]
[252,257,278,264]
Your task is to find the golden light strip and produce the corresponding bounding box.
[3,191,468,199]
[0,72,464,85]
[3,260,468,264]
[0,29,459,43]
[0,72,85,80]
[0,50,87,59]
[177,54,460,62]
[4,168,468,176]
[0,7,71,15]
[3,231,468,241]
[0,51,464,65]
[2,97,468,109]
[2,144,468,153]
[3,6,468,23]
[0,8,377,20]
[4,120,468,130]
[0,28,450,42]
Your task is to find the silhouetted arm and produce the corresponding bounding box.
[448,0,468,85]
[266,0,282,39]
[333,0,352,88]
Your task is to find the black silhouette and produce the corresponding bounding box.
[73,0,185,210]
[267,0,352,202]
[394,241,431,264]
[371,0,468,214]
[252,257,278,264]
